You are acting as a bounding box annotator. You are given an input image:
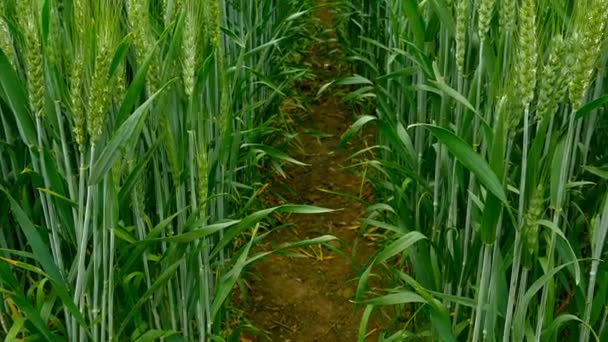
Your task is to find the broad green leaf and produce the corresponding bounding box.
[148,221,238,244]
[245,143,308,166]
[429,0,456,36]
[133,330,176,342]
[543,314,599,341]
[347,55,380,75]
[0,49,36,146]
[89,81,173,185]
[356,264,374,306]
[427,290,477,308]
[362,291,426,306]
[358,305,374,342]
[575,95,608,118]
[0,256,45,275]
[4,318,26,342]
[109,33,132,78]
[550,139,567,208]
[512,261,578,341]
[363,219,405,235]
[583,165,608,180]
[0,187,86,330]
[41,0,50,42]
[211,226,259,322]
[286,10,308,21]
[402,40,435,79]
[396,122,417,164]
[117,140,160,208]
[403,0,426,48]
[429,79,477,114]
[274,235,336,251]
[537,220,581,284]
[428,298,457,342]
[374,231,427,264]
[396,271,456,341]
[122,209,188,271]
[412,124,508,205]
[36,188,77,208]
[210,205,334,259]
[317,80,335,97]
[114,38,159,127]
[244,235,338,266]
[339,115,376,147]
[336,75,373,86]
[0,187,64,284]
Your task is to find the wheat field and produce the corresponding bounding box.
[1,0,607,341]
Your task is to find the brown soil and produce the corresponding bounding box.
[236,3,379,342]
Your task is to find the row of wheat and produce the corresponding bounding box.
[336,0,608,340]
[0,0,322,340]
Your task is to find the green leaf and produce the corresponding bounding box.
[118,260,182,336]
[109,34,132,78]
[245,143,308,166]
[122,209,188,271]
[114,39,159,127]
[583,165,608,180]
[316,80,335,97]
[374,231,427,264]
[362,291,426,306]
[412,124,508,205]
[133,330,176,342]
[41,0,50,42]
[89,81,173,185]
[0,187,63,284]
[575,95,608,119]
[36,188,77,208]
[543,314,599,341]
[4,318,26,342]
[512,261,578,341]
[211,226,260,322]
[396,271,457,341]
[210,205,334,259]
[537,220,581,284]
[429,0,456,36]
[275,235,337,252]
[428,298,457,342]
[403,0,426,48]
[336,75,373,86]
[550,139,567,208]
[339,115,376,147]
[363,219,405,235]
[147,221,238,244]
[0,186,86,330]
[356,264,374,306]
[429,78,477,114]
[358,305,374,342]
[0,49,36,146]
[118,140,160,208]
[0,263,57,341]
[0,256,45,275]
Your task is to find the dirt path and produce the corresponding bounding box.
[238,4,378,342]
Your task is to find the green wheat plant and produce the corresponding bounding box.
[336,0,608,340]
[0,0,330,340]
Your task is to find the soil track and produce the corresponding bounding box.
[238,3,379,342]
